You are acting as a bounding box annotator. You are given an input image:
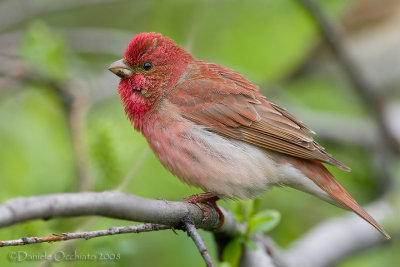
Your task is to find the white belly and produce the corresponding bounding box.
[146,121,280,199]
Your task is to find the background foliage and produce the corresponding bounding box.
[0,0,399,266]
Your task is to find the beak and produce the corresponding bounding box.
[108,59,134,79]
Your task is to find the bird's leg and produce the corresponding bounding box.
[182,192,224,228]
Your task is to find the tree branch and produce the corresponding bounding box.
[0,192,238,267]
[0,223,171,247]
[0,191,397,267]
[240,235,276,267]
[271,198,396,267]
[0,191,238,236]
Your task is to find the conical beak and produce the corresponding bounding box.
[108,59,133,79]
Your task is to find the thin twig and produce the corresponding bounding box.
[0,223,171,247]
[116,148,150,191]
[69,90,93,191]
[183,215,217,267]
[38,217,99,267]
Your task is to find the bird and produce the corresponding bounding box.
[108,32,390,239]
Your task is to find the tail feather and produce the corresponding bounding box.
[294,159,390,239]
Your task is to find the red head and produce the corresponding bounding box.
[108,33,193,130]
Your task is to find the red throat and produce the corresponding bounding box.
[116,33,194,131]
[118,78,152,131]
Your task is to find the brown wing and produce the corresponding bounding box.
[168,61,350,171]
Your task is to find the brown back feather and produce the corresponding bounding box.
[169,61,350,171]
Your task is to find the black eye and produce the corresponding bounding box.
[142,62,152,71]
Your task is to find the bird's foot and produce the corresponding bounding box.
[182,192,224,228]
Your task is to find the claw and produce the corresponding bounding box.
[182,192,224,228]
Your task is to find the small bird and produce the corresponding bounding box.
[109,32,389,238]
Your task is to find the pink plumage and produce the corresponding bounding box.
[108,32,390,239]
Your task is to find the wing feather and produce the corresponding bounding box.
[168,61,350,171]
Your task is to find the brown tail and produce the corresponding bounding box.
[295,159,390,239]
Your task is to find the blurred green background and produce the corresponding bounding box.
[0,0,399,266]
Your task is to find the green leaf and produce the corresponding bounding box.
[21,20,68,81]
[232,201,244,223]
[249,199,261,218]
[248,210,281,235]
[90,125,122,191]
[222,237,242,267]
[243,237,258,251]
[233,199,262,223]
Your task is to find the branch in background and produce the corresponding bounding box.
[116,148,151,191]
[67,86,93,191]
[287,105,378,148]
[0,223,171,247]
[275,197,397,267]
[29,77,94,192]
[298,0,400,154]
[240,235,276,267]
[62,28,133,55]
[0,46,94,191]
[287,105,400,194]
[0,27,130,105]
[0,0,118,33]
